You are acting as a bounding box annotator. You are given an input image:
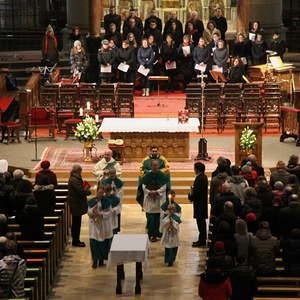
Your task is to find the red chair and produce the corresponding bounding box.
[26,107,56,141]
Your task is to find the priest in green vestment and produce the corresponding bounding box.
[141,160,170,242]
[137,146,170,207]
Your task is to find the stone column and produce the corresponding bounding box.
[66,0,89,30]
[237,0,249,34]
[89,0,102,37]
[237,0,283,38]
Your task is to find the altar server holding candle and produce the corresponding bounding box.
[161,190,182,217]
[160,203,182,266]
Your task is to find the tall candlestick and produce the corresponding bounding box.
[168,194,172,205]
[87,101,91,110]
[95,114,99,123]
[79,107,83,116]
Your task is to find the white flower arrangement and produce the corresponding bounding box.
[74,116,100,142]
[240,126,257,151]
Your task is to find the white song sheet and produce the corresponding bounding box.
[118,62,130,73]
[101,64,112,73]
[138,65,150,76]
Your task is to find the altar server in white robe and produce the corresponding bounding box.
[160,204,182,266]
[161,190,182,218]
[141,160,170,242]
[88,184,117,268]
[93,149,122,182]
[102,168,123,233]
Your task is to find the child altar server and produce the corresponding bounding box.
[160,203,182,266]
[161,190,182,217]
[87,184,120,268]
[102,168,123,233]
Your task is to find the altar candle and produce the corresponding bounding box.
[79,107,83,116]
[87,101,91,110]
[95,114,99,123]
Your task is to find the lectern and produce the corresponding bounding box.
[233,122,264,167]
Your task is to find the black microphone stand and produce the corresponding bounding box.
[195,73,211,161]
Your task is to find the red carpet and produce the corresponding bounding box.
[134,91,186,118]
[35,145,234,172]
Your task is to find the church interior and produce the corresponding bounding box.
[1,0,300,299]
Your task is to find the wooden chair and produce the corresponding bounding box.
[203,84,222,132]
[39,83,60,110]
[26,107,56,141]
[116,83,134,117]
[262,90,282,131]
[220,83,243,130]
[185,83,201,118]
[57,83,79,132]
[98,83,117,118]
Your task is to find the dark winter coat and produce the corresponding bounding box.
[230,264,257,300]
[35,169,57,187]
[193,46,210,64]
[252,228,279,275]
[282,236,300,275]
[123,26,142,44]
[104,31,123,48]
[189,173,208,219]
[161,43,177,63]
[213,192,242,217]
[251,40,267,65]
[228,66,245,83]
[163,18,183,37]
[116,47,136,69]
[270,38,286,59]
[33,184,56,216]
[144,28,163,47]
[209,173,228,204]
[123,16,143,35]
[97,49,114,78]
[70,49,88,74]
[233,40,252,61]
[211,16,228,40]
[144,16,162,32]
[137,47,155,69]
[67,174,90,216]
[213,47,229,68]
[163,29,183,48]
[270,169,291,188]
[228,175,248,204]
[104,13,121,33]
[185,19,204,44]
[279,201,300,237]
[178,44,195,76]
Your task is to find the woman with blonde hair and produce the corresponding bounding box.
[70,40,88,82]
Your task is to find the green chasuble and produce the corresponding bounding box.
[103,161,117,170]
[140,170,171,191]
[105,194,120,208]
[137,170,171,207]
[142,155,167,175]
[88,196,111,209]
[102,177,124,189]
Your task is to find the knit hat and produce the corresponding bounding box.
[74,40,81,48]
[214,241,224,252]
[246,212,257,222]
[0,160,8,173]
[102,39,109,46]
[40,160,50,169]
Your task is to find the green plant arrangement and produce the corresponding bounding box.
[75,116,100,143]
[240,126,257,151]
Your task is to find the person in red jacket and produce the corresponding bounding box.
[35,160,58,187]
[199,257,232,300]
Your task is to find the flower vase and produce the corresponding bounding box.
[83,141,93,162]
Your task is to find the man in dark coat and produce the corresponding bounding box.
[213,182,242,217]
[269,32,286,60]
[68,164,91,247]
[189,162,208,247]
[163,11,183,38]
[144,9,162,32]
[104,6,121,33]
[210,8,227,41]
[185,11,204,44]
[123,8,143,36]
[279,197,300,238]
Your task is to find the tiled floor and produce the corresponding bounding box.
[49,204,206,300]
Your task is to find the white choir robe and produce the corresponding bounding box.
[142,184,167,213]
[160,214,180,249]
[88,202,114,242]
[93,158,122,182]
